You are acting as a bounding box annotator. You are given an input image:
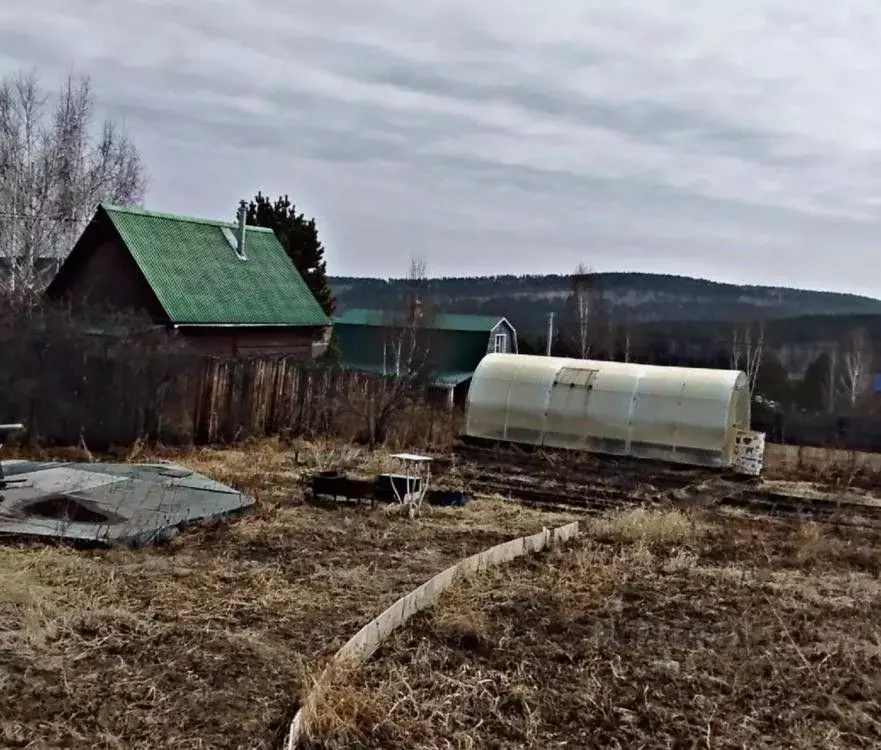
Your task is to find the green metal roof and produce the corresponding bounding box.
[100,204,330,327]
[339,362,474,387]
[334,308,505,332]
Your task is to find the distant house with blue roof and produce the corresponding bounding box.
[332,307,518,405]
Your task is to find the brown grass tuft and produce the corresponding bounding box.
[299,664,394,747]
[587,507,706,547]
[432,603,493,653]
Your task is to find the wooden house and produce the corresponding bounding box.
[46,204,330,357]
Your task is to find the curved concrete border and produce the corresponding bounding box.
[285,520,580,749]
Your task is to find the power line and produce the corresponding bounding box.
[0,211,82,223]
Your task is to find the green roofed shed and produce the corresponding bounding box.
[331,307,518,404]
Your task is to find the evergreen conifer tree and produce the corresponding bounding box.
[241,192,335,315]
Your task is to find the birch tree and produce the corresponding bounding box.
[0,69,146,301]
[839,327,872,408]
[566,263,602,359]
[730,320,764,396]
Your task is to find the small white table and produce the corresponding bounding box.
[389,453,432,518]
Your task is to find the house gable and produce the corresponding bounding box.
[486,318,518,355]
[46,211,167,319]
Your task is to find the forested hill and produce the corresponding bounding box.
[331,272,881,335]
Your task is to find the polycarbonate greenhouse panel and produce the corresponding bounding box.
[465,353,751,468]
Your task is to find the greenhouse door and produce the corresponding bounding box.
[542,366,599,450]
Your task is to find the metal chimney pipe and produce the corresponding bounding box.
[236,200,247,258]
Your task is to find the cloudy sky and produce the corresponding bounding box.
[1,1,880,294]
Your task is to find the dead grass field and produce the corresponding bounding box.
[3,437,881,749]
[305,508,881,749]
[0,438,578,750]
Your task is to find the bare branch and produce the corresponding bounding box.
[0,68,146,303]
[408,255,427,286]
[731,320,764,396]
[565,263,603,359]
[340,256,437,446]
[838,327,872,409]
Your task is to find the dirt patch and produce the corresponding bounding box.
[303,510,881,749]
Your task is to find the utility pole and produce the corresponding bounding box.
[546,312,554,356]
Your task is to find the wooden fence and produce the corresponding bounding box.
[0,340,439,448]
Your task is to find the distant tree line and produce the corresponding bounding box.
[332,273,881,335]
[334,269,881,417]
[516,329,877,416]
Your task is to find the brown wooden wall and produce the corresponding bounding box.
[178,327,323,358]
[50,232,165,318]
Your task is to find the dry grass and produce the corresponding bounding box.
[304,508,881,749]
[587,507,706,547]
[0,438,577,750]
[5,437,881,749]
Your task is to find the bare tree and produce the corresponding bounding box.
[565,263,603,359]
[820,341,839,414]
[730,321,764,396]
[344,255,437,445]
[0,69,146,302]
[839,327,872,409]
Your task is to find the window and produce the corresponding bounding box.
[555,366,599,387]
[493,332,508,353]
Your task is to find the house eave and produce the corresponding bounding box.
[171,322,328,329]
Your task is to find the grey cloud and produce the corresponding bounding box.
[93,56,801,217]
[2,1,881,295]
[100,75,464,165]
[0,31,70,71]
[342,57,793,164]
